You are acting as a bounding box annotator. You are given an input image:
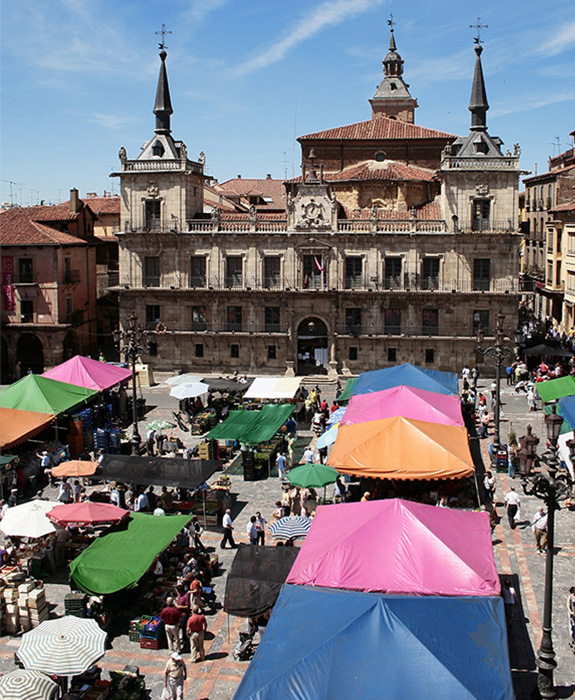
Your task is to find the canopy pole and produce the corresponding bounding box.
[227,612,230,644]
[202,488,207,530]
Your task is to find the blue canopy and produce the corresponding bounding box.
[558,396,575,430]
[233,586,513,700]
[352,363,458,397]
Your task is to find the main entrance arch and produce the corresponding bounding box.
[17,333,44,375]
[297,317,328,375]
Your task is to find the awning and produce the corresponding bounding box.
[523,343,574,358]
[336,377,357,403]
[0,407,55,450]
[42,355,132,391]
[207,404,294,445]
[287,499,499,596]
[352,363,458,397]
[536,376,575,403]
[328,416,474,480]
[95,455,220,489]
[233,586,513,700]
[203,377,254,394]
[69,512,191,595]
[223,544,299,618]
[0,374,97,415]
[243,377,302,399]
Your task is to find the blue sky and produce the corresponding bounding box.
[1,0,574,205]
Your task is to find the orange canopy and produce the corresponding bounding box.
[51,460,98,478]
[0,407,55,450]
[327,416,474,480]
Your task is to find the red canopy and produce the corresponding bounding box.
[47,502,129,528]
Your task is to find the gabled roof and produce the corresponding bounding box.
[0,205,98,247]
[299,116,454,142]
[20,202,82,223]
[218,177,286,210]
[84,196,121,216]
[324,159,437,183]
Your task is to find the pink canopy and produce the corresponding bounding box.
[287,499,500,596]
[43,356,131,392]
[342,385,464,427]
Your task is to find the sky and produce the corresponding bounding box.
[1,0,574,206]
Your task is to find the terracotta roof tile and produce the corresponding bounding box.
[551,201,575,213]
[218,178,285,209]
[25,202,81,222]
[325,159,437,183]
[299,117,455,142]
[0,208,93,246]
[342,200,442,220]
[84,196,121,216]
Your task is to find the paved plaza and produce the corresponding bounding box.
[0,376,574,698]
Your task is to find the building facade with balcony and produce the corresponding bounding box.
[0,191,99,380]
[112,32,522,376]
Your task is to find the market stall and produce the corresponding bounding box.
[0,375,98,415]
[42,355,132,392]
[242,377,301,400]
[0,408,55,451]
[351,363,458,397]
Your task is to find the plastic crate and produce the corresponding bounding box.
[139,636,161,650]
[136,615,152,631]
[129,630,140,643]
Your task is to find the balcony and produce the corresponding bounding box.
[189,276,207,288]
[16,273,36,284]
[143,276,160,287]
[264,323,281,333]
[226,322,243,332]
[263,276,281,289]
[63,270,81,284]
[422,325,439,336]
[225,276,244,289]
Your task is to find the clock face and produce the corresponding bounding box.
[304,201,322,219]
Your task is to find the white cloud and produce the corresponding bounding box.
[233,0,385,77]
[88,113,141,129]
[537,22,575,56]
[185,0,230,25]
[492,91,575,118]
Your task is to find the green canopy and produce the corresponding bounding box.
[207,404,294,445]
[0,455,17,466]
[536,376,575,404]
[287,462,339,488]
[69,513,191,595]
[336,377,357,403]
[0,374,97,415]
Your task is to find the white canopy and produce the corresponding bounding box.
[169,382,210,400]
[557,431,575,480]
[243,377,302,400]
[0,500,59,538]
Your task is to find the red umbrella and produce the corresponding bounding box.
[47,502,129,528]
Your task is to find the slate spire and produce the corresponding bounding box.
[468,44,489,131]
[154,50,173,135]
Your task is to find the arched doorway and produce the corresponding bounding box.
[297,317,328,375]
[17,333,44,375]
[62,331,78,362]
[1,337,9,384]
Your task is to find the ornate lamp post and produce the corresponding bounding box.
[113,314,149,455]
[530,403,563,698]
[476,313,519,454]
[518,425,540,476]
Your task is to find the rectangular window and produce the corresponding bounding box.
[349,346,358,361]
[387,348,397,363]
[568,234,575,255]
[144,256,160,286]
[425,348,435,364]
[471,199,490,231]
[145,199,161,231]
[227,306,242,332]
[18,258,34,283]
[422,309,439,335]
[422,258,440,290]
[64,297,73,323]
[345,308,362,334]
[267,345,277,360]
[385,309,401,334]
[303,254,325,289]
[384,257,402,289]
[264,256,281,288]
[195,343,204,358]
[231,344,239,358]
[473,259,491,291]
[190,256,206,287]
[145,305,160,330]
[567,272,575,292]
[64,258,72,283]
[148,340,158,357]
[345,257,363,289]
[20,300,34,323]
[264,306,280,333]
[226,256,243,288]
[191,306,207,331]
[473,310,490,333]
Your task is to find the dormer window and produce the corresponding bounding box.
[474,139,488,155]
[152,141,165,157]
[390,82,397,90]
[375,151,387,162]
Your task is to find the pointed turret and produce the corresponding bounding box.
[468,44,489,131]
[370,24,418,123]
[154,50,173,135]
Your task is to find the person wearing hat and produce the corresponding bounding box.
[163,651,187,699]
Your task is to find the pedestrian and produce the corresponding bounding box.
[276,451,287,480]
[254,511,266,545]
[190,516,205,551]
[527,386,536,411]
[303,446,314,464]
[146,427,156,456]
[504,486,521,529]
[134,489,149,512]
[160,597,182,652]
[57,478,72,504]
[246,516,258,545]
[289,486,302,516]
[187,605,208,663]
[568,587,575,651]
[73,479,82,503]
[507,441,518,478]
[220,508,236,549]
[530,506,548,554]
[361,491,371,502]
[175,585,191,651]
[501,579,517,627]
[163,652,187,700]
[54,525,71,568]
[333,477,347,504]
[483,471,496,505]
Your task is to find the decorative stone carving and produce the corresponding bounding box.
[118,146,127,162]
[198,151,206,165]
[147,182,159,198]
[475,177,489,196]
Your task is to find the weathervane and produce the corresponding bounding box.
[156,23,172,51]
[469,17,488,44]
[387,13,396,30]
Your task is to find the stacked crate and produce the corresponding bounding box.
[65,592,88,618]
[139,615,163,650]
[27,586,49,628]
[2,586,20,635]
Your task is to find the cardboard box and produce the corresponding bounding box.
[18,582,36,594]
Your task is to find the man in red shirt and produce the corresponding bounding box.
[160,597,182,652]
[187,605,208,662]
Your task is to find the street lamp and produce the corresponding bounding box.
[529,403,563,698]
[518,425,540,476]
[476,312,517,455]
[113,313,149,455]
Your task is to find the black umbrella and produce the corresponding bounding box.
[523,343,574,358]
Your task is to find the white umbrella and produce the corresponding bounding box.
[0,500,59,538]
[165,373,204,386]
[17,616,107,676]
[170,381,210,400]
[0,669,58,700]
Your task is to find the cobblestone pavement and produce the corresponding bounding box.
[1,376,574,698]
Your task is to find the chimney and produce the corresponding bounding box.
[266,174,272,179]
[70,188,81,214]
[237,175,241,179]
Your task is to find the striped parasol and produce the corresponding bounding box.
[269,515,312,541]
[0,669,58,700]
[17,616,107,676]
